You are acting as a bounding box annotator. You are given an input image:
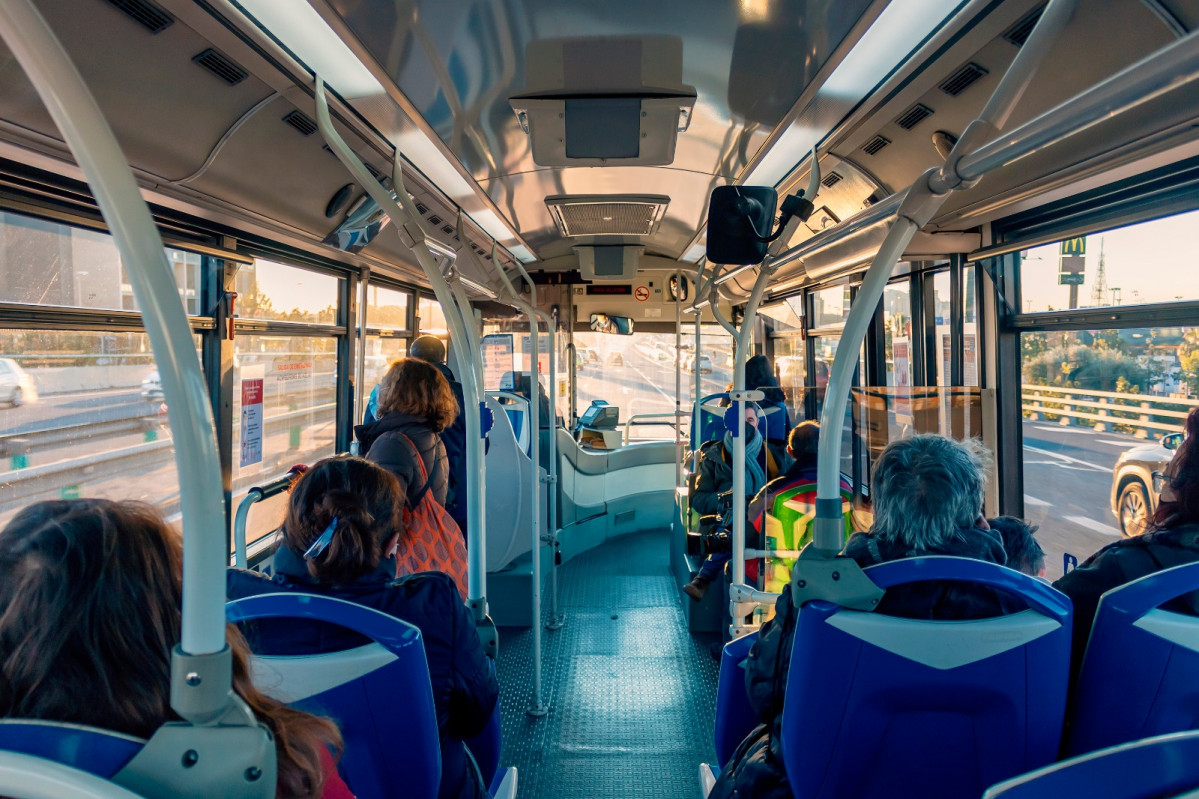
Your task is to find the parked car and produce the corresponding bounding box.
[0,358,37,407]
[141,370,164,401]
[607,351,624,366]
[1110,431,1182,536]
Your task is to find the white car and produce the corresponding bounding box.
[0,358,37,407]
[141,371,164,401]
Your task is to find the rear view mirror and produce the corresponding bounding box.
[590,313,634,335]
[707,185,777,265]
[669,274,689,302]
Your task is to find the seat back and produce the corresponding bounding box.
[690,393,769,447]
[0,720,142,780]
[984,730,1199,798]
[483,394,540,572]
[226,593,440,799]
[0,749,143,798]
[759,477,853,593]
[714,632,759,769]
[1067,561,1199,756]
[781,557,1072,799]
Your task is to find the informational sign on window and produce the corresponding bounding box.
[893,338,912,422]
[240,364,265,468]
[482,334,514,391]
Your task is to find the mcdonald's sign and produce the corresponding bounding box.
[1059,236,1086,285]
[1060,237,1087,256]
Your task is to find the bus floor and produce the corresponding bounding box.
[495,528,722,798]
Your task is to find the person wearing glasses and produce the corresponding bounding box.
[1055,406,1199,676]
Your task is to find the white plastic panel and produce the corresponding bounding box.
[1133,608,1199,654]
[825,609,1060,670]
[249,644,397,703]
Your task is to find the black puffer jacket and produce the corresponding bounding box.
[1055,522,1199,680]
[227,547,498,799]
[711,526,1014,799]
[356,411,449,508]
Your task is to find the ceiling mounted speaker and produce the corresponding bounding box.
[546,195,669,237]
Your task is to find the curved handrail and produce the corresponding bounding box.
[0,751,142,799]
[1094,560,1199,620]
[0,0,233,725]
[233,465,307,569]
[622,412,688,444]
[226,593,424,651]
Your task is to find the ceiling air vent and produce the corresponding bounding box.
[940,62,989,96]
[415,202,429,215]
[104,0,173,33]
[821,172,843,188]
[193,49,247,86]
[546,195,669,237]
[282,110,317,136]
[1004,6,1044,47]
[428,214,443,225]
[863,135,891,156]
[895,103,934,130]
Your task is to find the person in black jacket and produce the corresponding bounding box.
[1055,407,1199,679]
[227,456,498,799]
[410,335,469,535]
[711,434,1014,799]
[356,357,457,510]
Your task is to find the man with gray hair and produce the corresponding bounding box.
[709,434,1014,799]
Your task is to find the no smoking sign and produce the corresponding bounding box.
[634,285,650,302]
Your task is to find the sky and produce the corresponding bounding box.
[1018,209,1199,313]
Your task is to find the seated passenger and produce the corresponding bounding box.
[356,357,455,510]
[683,404,778,601]
[229,453,496,796]
[1055,407,1199,675]
[745,354,792,450]
[711,434,1013,799]
[746,421,854,592]
[0,499,352,799]
[227,456,498,799]
[988,516,1046,577]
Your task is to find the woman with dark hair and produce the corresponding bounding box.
[723,355,792,457]
[0,499,352,798]
[356,357,458,509]
[227,456,498,799]
[1055,407,1199,671]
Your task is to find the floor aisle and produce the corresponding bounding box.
[495,529,722,799]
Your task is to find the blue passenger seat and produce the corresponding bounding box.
[712,632,759,770]
[1065,561,1199,756]
[0,720,141,781]
[779,557,1072,799]
[226,593,442,799]
[984,730,1199,798]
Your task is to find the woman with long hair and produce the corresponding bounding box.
[1056,407,1199,672]
[0,499,351,798]
[227,456,498,799]
[355,357,458,510]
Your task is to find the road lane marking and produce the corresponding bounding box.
[1024,495,1050,506]
[1032,425,1090,434]
[1064,515,1120,537]
[1099,439,1141,447]
[1024,445,1113,473]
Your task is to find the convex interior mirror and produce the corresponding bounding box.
[590,313,634,335]
[1163,432,1185,450]
[707,185,777,265]
[669,274,689,302]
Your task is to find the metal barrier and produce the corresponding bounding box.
[1022,385,1197,438]
[622,411,689,444]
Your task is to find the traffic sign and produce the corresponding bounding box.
[634,285,649,302]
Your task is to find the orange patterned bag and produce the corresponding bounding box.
[393,434,469,600]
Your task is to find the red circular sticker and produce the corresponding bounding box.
[634,286,650,302]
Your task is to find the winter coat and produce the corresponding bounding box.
[227,546,499,799]
[711,525,1014,799]
[356,411,450,508]
[1054,522,1199,681]
[433,363,468,524]
[692,439,778,518]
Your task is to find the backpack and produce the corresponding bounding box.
[394,433,469,601]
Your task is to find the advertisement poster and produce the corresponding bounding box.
[893,338,912,422]
[483,334,514,391]
[240,364,265,468]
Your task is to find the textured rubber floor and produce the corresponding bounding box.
[495,529,722,799]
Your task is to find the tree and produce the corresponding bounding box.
[1178,329,1199,393]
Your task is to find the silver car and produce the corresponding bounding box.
[0,358,37,407]
[1111,432,1183,536]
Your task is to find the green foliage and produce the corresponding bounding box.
[1023,344,1148,391]
[1178,329,1199,390]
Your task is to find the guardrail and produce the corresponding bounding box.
[1022,384,1199,438]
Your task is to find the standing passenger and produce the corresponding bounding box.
[409,335,469,536]
[227,456,498,799]
[0,499,353,799]
[356,358,455,510]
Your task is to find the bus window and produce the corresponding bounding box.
[418,296,448,335]
[237,259,339,323]
[0,329,193,528]
[365,285,410,331]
